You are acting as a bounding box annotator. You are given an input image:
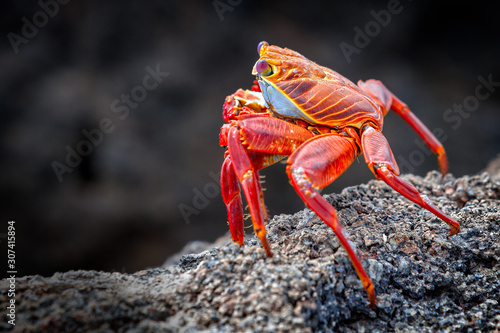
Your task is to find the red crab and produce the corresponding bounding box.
[219,41,460,307]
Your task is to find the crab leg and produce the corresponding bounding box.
[358,79,449,176]
[224,115,314,255]
[361,125,460,236]
[286,134,376,307]
[222,151,284,248]
[221,155,245,246]
[227,126,272,256]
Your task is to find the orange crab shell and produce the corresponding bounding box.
[253,41,385,130]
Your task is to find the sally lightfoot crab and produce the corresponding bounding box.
[219,41,460,307]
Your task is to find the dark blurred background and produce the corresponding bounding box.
[1,1,499,277]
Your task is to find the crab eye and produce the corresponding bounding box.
[255,59,272,76]
[257,41,268,54]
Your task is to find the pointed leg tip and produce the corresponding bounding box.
[448,225,460,237]
[440,172,446,182]
[438,153,449,180]
[255,228,273,257]
[366,283,377,308]
[447,218,461,237]
[263,241,273,257]
[230,232,245,247]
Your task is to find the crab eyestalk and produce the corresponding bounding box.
[255,59,272,76]
[257,41,268,55]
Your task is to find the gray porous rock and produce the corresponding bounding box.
[1,160,500,332]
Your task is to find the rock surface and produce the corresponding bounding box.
[1,165,500,332]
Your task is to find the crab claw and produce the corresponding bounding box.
[222,94,238,122]
[222,89,268,122]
